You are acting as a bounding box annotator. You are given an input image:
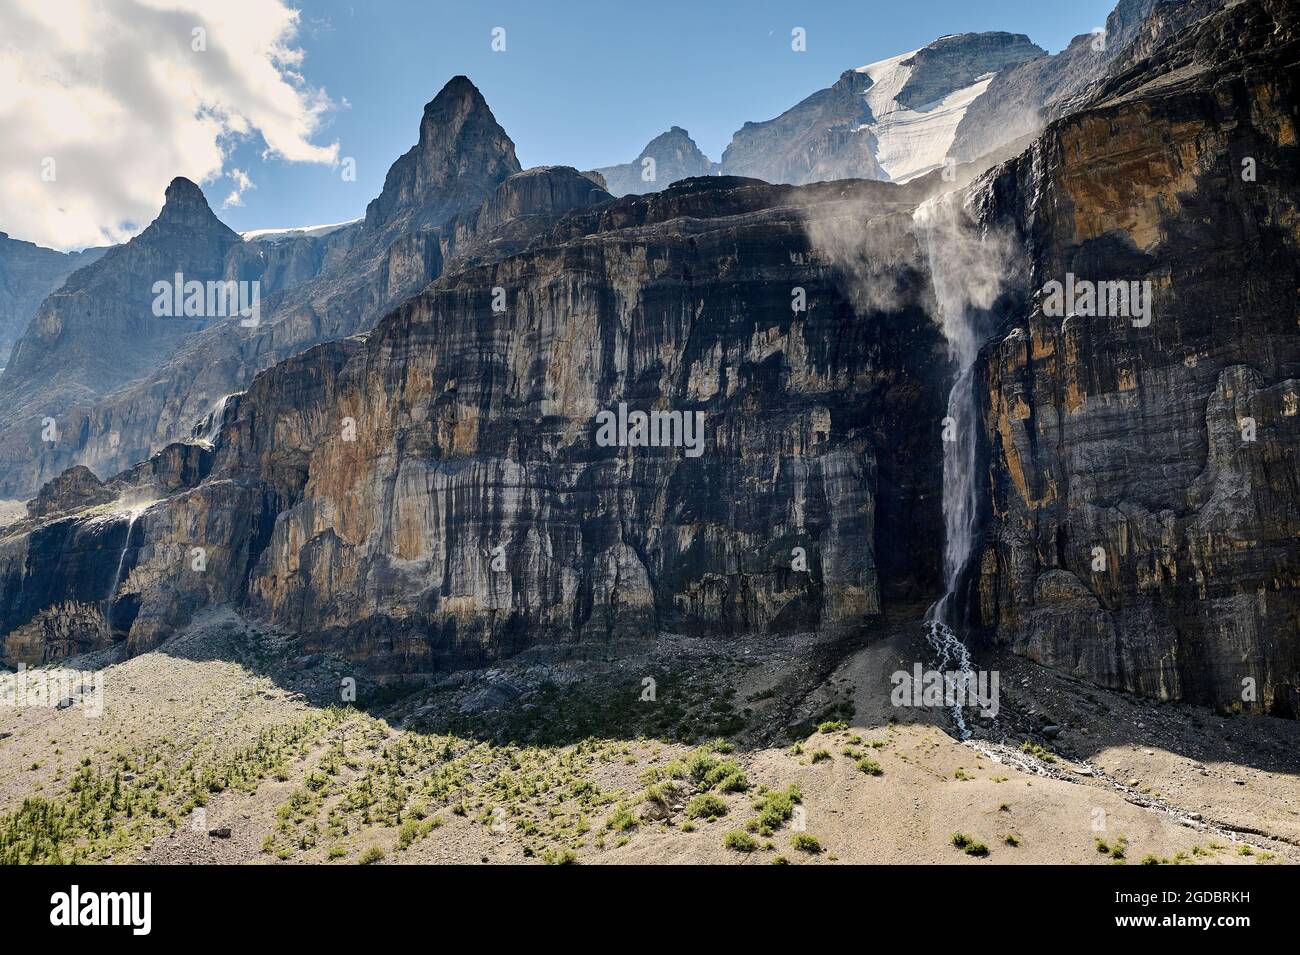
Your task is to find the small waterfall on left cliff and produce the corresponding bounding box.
[911,188,1016,738]
[106,513,138,603]
[195,394,233,446]
[103,501,154,607]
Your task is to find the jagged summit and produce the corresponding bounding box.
[163,176,205,202]
[363,75,522,235]
[149,177,238,238]
[0,173,242,419]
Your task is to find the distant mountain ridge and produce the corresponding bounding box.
[0,234,106,370]
[718,32,1045,185]
[591,127,717,196]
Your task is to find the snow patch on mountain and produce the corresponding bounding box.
[856,51,996,182]
[241,219,359,242]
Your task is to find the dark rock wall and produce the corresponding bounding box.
[0,177,949,673]
[971,0,1300,714]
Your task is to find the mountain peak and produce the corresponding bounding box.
[164,176,205,202]
[364,75,521,234]
[152,176,233,235]
[639,126,707,160]
[591,126,716,197]
[895,32,1045,108]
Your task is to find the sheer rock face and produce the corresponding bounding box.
[1,1,1296,720]
[970,0,1300,715]
[0,176,950,671]
[593,128,717,197]
[0,234,105,368]
[0,79,602,500]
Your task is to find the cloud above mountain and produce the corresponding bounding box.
[0,0,338,250]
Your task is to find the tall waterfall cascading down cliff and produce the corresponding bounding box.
[911,187,1016,738]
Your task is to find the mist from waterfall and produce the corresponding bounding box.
[911,187,1017,737]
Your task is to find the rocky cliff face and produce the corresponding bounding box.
[967,0,1300,715]
[0,234,105,369]
[0,78,609,500]
[720,32,1044,185]
[0,175,950,672]
[593,128,717,197]
[0,0,1294,723]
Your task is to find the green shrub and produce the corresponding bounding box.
[685,749,720,783]
[714,771,750,793]
[606,805,640,832]
[791,834,822,854]
[856,758,883,776]
[723,829,758,852]
[686,794,728,820]
[951,832,989,856]
[747,784,802,836]
[1019,740,1056,763]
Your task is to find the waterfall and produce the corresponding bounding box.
[104,503,153,605]
[195,394,232,446]
[106,513,136,603]
[911,189,1014,738]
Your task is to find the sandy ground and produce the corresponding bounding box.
[0,606,1295,865]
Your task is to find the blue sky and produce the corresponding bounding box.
[167,0,1118,234]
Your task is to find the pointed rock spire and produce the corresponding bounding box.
[364,76,522,234]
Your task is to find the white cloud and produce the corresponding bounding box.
[0,0,338,250]
[223,167,254,207]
